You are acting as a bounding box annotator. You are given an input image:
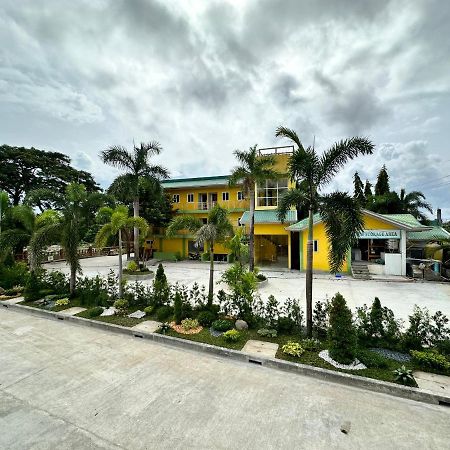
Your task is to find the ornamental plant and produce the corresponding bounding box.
[223,329,240,342]
[173,291,182,325]
[282,341,304,357]
[127,260,139,272]
[181,318,199,331]
[257,328,278,338]
[55,298,70,306]
[328,293,357,364]
[410,350,450,372]
[393,366,415,386]
[113,298,129,315]
[212,319,234,332]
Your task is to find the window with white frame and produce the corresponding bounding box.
[187,193,194,203]
[257,178,289,207]
[222,192,229,201]
[172,194,180,203]
[237,191,244,201]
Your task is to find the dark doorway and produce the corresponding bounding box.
[290,232,300,270]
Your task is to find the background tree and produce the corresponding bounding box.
[374,165,390,196]
[95,205,149,298]
[166,205,233,304]
[353,172,365,204]
[101,141,169,262]
[276,126,374,336]
[398,188,433,221]
[364,179,373,199]
[0,145,99,206]
[228,145,279,271]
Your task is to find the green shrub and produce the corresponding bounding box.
[301,338,321,352]
[144,305,154,316]
[173,291,182,324]
[86,306,103,318]
[77,275,109,307]
[127,260,139,272]
[356,349,389,369]
[410,350,450,372]
[159,322,171,334]
[277,317,296,334]
[257,328,277,338]
[201,252,210,262]
[0,262,29,289]
[156,305,174,322]
[212,319,234,332]
[152,264,170,306]
[282,341,304,357]
[256,273,267,281]
[181,318,199,331]
[393,366,415,386]
[328,293,357,365]
[24,271,42,302]
[436,339,450,356]
[223,329,240,342]
[113,299,129,314]
[197,310,217,327]
[4,288,20,296]
[55,298,70,307]
[369,297,383,337]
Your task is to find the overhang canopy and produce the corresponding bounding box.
[240,210,297,224]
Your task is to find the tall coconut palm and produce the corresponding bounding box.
[166,205,233,305]
[228,145,279,271]
[276,126,374,336]
[101,141,169,262]
[95,205,149,298]
[399,188,432,221]
[29,183,91,295]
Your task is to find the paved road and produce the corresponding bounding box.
[46,256,450,321]
[1,308,449,449]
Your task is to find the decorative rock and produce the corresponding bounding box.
[132,320,162,333]
[369,348,411,362]
[128,310,146,319]
[209,327,223,337]
[235,320,248,331]
[242,340,279,358]
[100,307,117,317]
[0,287,5,295]
[318,350,367,370]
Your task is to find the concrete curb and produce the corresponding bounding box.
[2,300,450,407]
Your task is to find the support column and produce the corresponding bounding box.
[400,230,407,276]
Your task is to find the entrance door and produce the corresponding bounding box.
[290,232,300,270]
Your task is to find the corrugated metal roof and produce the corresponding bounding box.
[286,213,322,231]
[407,226,450,241]
[240,210,297,224]
[162,175,231,189]
[381,214,424,229]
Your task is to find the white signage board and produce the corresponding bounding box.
[358,229,401,239]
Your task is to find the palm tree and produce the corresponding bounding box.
[95,205,149,298]
[101,142,169,262]
[166,205,233,305]
[399,188,432,221]
[29,183,90,295]
[276,126,374,336]
[228,145,279,271]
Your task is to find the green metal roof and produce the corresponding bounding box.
[162,175,230,189]
[407,226,450,241]
[240,210,297,224]
[287,211,430,232]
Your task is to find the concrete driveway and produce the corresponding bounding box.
[45,256,450,321]
[1,308,449,449]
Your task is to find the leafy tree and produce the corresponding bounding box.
[276,126,374,336]
[364,179,373,199]
[153,263,170,307]
[353,172,365,204]
[0,145,99,206]
[101,142,169,262]
[95,205,149,297]
[369,297,384,338]
[173,291,183,324]
[398,188,433,221]
[167,204,233,304]
[228,145,279,271]
[328,293,357,364]
[375,165,390,196]
[29,183,96,295]
[367,191,401,214]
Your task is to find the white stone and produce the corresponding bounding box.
[100,307,117,316]
[128,310,146,319]
[319,350,367,370]
[235,319,248,331]
[131,320,161,333]
[242,339,279,358]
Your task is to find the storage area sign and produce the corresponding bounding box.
[358,229,401,239]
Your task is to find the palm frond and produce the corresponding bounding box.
[277,188,309,222]
[143,165,170,180]
[166,216,202,237]
[95,223,114,249]
[101,145,135,171]
[317,137,374,187]
[319,192,364,273]
[107,174,138,201]
[29,222,62,269]
[11,205,35,233]
[275,126,305,151]
[195,223,217,246]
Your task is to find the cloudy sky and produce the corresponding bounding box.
[1,0,449,218]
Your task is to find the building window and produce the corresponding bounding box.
[313,240,318,252]
[257,178,288,207]
[237,191,244,201]
[201,218,208,224]
[222,192,229,201]
[187,193,194,203]
[172,194,180,203]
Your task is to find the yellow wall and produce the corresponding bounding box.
[299,213,400,272]
[254,223,289,236]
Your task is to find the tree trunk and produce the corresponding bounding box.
[306,207,314,337]
[118,228,123,298]
[249,188,255,272]
[208,242,214,306]
[133,197,139,263]
[70,264,76,297]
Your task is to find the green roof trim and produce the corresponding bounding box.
[286,213,322,231]
[381,214,424,229]
[240,210,297,224]
[407,226,450,241]
[162,175,231,189]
